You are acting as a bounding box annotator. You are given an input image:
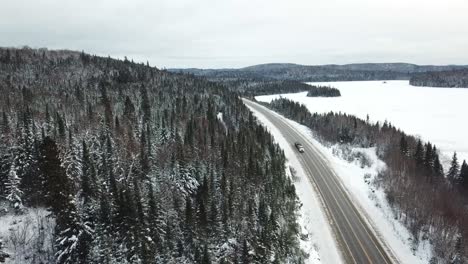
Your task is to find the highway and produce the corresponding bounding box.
[243,99,395,264]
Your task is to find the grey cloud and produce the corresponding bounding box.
[1,0,467,68]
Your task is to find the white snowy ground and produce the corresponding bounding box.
[256,80,468,165]
[0,207,54,264]
[246,103,432,264]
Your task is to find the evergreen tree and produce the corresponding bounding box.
[5,165,23,209]
[0,147,11,197]
[81,140,94,202]
[447,152,460,184]
[459,160,468,189]
[202,244,211,264]
[414,140,424,166]
[241,239,250,264]
[1,112,9,134]
[39,137,91,264]
[399,135,408,156]
[140,85,151,124]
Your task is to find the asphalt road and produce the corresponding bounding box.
[243,99,395,264]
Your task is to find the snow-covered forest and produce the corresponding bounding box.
[0,47,304,263]
[306,86,340,97]
[264,98,468,263]
[410,69,468,88]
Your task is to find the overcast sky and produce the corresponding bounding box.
[1,0,467,68]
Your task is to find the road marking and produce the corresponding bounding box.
[244,101,357,263]
[244,99,394,264]
[279,118,391,264]
[273,105,393,264]
[249,103,373,262]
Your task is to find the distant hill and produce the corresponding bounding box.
[170,63,468,82]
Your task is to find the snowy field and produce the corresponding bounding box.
[246,102,432,263]
[256,80,468,164]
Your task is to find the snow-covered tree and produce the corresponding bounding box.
[5,165,23,209]
[447,152,460,184]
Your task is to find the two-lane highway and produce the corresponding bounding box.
[243,99,395,264]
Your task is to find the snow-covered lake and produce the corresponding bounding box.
[256,80,468,165]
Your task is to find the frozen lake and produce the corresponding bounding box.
[256,80,468,165]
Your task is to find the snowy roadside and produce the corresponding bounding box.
[277,111,433,263]
[245,104,343,264]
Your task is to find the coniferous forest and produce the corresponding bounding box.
[0,47,305,263]
[266,98,468,263]
[306,86,341,97]
[410,69,468,88]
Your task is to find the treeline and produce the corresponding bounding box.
[240,80,312,96]
[410,69,468,88]
[306,86,341,97]
[266,98,468,263]
[0,47,304,263]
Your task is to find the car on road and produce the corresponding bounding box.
[294,142,305,153]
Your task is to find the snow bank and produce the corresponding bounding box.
[285,117,433,264]
[245,104,343,264]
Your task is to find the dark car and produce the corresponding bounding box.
[294,142,305,153]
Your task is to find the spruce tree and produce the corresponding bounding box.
[414,140,424,166]
[399,135,408,156]
[459,160,468,189]
[5,165,23,209]
[447,152,460,184]
[39,137,90,264]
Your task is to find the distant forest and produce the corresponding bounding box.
[0,48,305,263]
[171,63,468,83]
[410,69,468,88]
[265,98,468,264]
[306,86,341,97]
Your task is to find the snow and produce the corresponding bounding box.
[289,122,432,263]
[255,80,468,165]
[0,207,55,264]
[217,112,227,134]
[246,101,433,264]
[245,104,342,264]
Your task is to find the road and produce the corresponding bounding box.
[243,99,395,264]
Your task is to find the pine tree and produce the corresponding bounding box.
[1,112,9,134]
[146,182,161,253]
[0,146,11,197]
[81,140,94,202]
[5,165,23,209]
[414,140,424,166]
[447,152,460,184]
[140,85,151,124]
[459,160,468,189]
[39,137,91,264]
[241,239,250,264]
[424,142,433,168]
[201,244,211,264]
[433,154,444,178]
[399,135,408,156]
